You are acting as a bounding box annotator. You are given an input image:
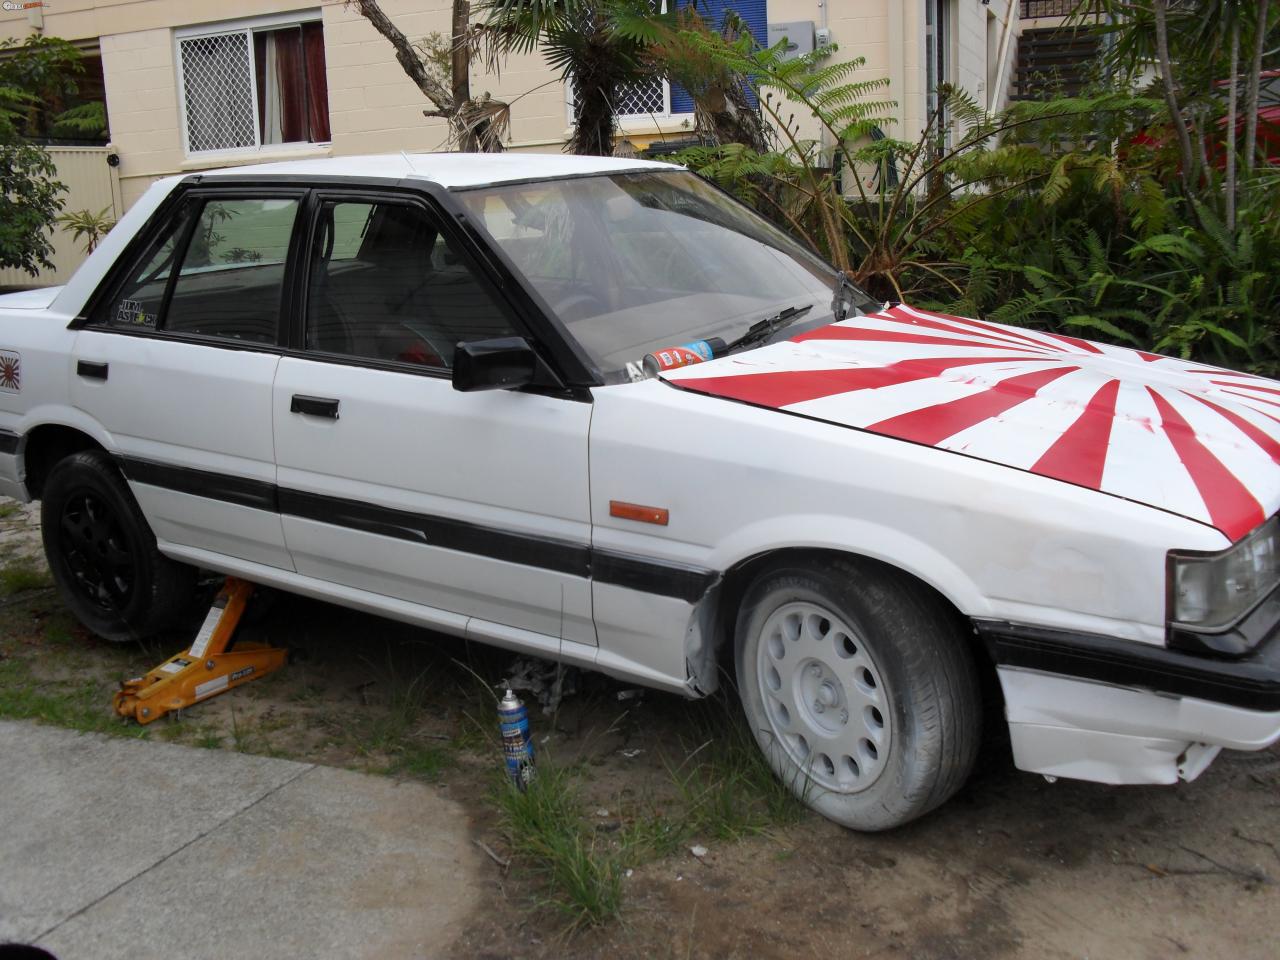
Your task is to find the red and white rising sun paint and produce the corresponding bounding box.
[665,303,1280,542]
[0,350,19,393]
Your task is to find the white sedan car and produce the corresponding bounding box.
[1,153,1278,830]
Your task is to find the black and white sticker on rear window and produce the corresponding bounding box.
[115,298,154,328]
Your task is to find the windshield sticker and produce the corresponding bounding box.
[115,298,154,327]
[0,350,20,392]
[641,340,721,378]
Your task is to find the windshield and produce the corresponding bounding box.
[456,171,878,384]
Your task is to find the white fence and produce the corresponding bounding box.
[0,145,123,289]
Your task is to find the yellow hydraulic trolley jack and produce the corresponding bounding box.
[113,577,287,725]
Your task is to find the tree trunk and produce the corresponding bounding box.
[1153,0,1197,193]
[348,0,455,112]
[573,88,617,156]
[686,12,770,152]
[569,37,620,156]
[1244,0,1271,171]
[693,84,770,152]
[349,0,504,152]
[451,0,477,151]
[1226,17,1239,231]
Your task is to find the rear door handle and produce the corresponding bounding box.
[290,394,340,419]
[77,361,108,381]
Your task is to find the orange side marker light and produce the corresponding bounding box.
[609,500,669,526]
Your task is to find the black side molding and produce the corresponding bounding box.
[0,429,18,455]
[116,456,278,513]
[279,487,591,579]
[112,454,718,603]
[77,360,108,381]
[592,548,719,604]
[975,618,1280,712]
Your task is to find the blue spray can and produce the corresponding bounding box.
[499,689,536,789]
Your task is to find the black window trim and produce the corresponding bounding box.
[71,172,602,388]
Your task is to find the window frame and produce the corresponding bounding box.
[174,10,327,160]
[565,76,677,127]
[81,185,310,352]
[74,174,604,389]
[562,0,693,128]
[291,187,534,381]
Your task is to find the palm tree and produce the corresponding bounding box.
[480,0,662,155]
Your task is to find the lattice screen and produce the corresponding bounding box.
[569,0,669,119]
[572,77,667,118]
[613,78,667,117]
[179,32,257,152]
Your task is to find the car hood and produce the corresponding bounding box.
[662,303,1280,542]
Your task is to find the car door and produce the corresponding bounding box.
[71,188,304,570]
[271,190,595,646]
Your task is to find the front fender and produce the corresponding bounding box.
[708,512,992,618]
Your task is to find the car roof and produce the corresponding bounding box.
[193,152,683,189]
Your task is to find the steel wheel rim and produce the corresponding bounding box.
[57,488,138,613]
[755,600,892,794]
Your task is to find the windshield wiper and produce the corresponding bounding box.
[726,304,813,353]
[831,270,864,321]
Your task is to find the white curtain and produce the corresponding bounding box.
[262,32,284,146]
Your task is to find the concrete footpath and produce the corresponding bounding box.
[0,720,483,960]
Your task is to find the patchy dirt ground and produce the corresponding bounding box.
[2,497,1278,959]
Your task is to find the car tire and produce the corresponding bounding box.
[41,450,196,642]
[735,556,981,831]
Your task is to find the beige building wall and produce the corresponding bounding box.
[2,0,1025,215]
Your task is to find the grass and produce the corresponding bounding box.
[347,660,460,781]
[487,691,814,933]
[0,559,52,596]
[360,667,431,752]
[666,696,810,842]
[387,740,453,780]
[0,502,22,520]
[39,612,78,648]
[0,656,144,738]
[194,728,224,749]
[495,760,629,931]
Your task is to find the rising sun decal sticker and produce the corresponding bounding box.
[665,304,1280,541]
[0,351,19,393]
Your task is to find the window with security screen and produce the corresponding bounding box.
[176,13,331,155]
[567,0,766,123]
[570,76,671,122]
[567,0,672,121]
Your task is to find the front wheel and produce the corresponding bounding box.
[41,450,196,642]
[735,557,981,831]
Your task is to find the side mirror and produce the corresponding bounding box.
[452,337,538,392]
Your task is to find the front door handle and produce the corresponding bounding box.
[77,360,108,381]
[290,394,340,419]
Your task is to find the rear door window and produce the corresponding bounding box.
[98,193,301,345]
[164,198,299,343]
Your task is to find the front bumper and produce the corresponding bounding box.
[975,617,1280,785]
[975,615,1280,712]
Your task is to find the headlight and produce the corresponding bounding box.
[1169,516,1280,654]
